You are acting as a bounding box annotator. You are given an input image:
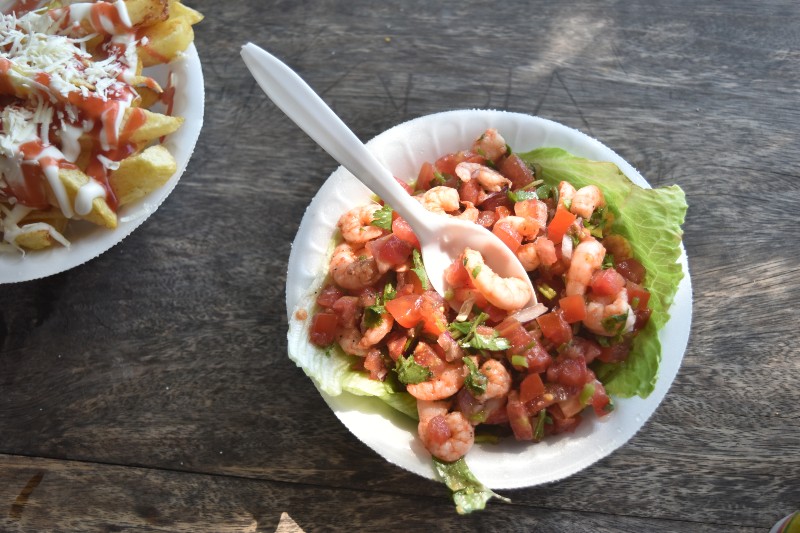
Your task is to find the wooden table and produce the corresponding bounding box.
[2,1,798,531]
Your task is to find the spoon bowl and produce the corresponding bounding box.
[240,43,535,306]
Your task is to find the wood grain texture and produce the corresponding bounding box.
[1,0,799,531]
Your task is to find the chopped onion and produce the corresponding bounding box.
[510,303,548,323]
[455,295,476,322]
[561,232,574,261]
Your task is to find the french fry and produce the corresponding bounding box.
[0,0,202,252]
[138,17,194,67]
[109,145,178,206]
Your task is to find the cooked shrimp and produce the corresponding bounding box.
[570,185,605,219]
[455,162,510,192]
[456,201,479,222]
[471,128,508,162]
[516,243,540,271]
[514,199,548,227]
[406,362,467,401]
[565,239,606,296]
[330,243,381,291]
[474,358,511,402]
[418,186,460,214]
[338,204,384,244]
[501,215,540,239]
[462,248,533,311]
[417,400,474,462]
[559,181,576,210]
[583,289,636,336]
[358,312,394,349]
[337,327,368,356]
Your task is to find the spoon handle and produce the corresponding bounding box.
[240,43,434,240]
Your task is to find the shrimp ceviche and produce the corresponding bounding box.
[292,126,687,513]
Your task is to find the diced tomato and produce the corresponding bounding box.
[634,307,652,331]
[396,270,425,296]
[364,349,388,381]
[589,380,612,417]
[590,268,626,297]
[506,390,533,441]
[496,318,530,350]
[316,285,344,308]
[492,219,523,252]
[615,257,646,284]
[416,161,437,191]
[434,150,485,176]
[547,412,581,435]
[519,373,545,404]
[385,331,408,361]
[413,341,445,374]
[426,415,452,444]
[367,234,413,271]
[391,216,420,248]
[626,280,651,311]
[547,207,577,243]
[497,154,535,190]
[476,210,497,228]
[309,312,338,347]
[562,336,602,365]
[559,294,586,323]
[596,339,632,363]
[494,205,512,219]
[444,259,473,289]
[537,310,572,346]
[419,291,448,336]
[459,178,482,206]
[521,341,552,373]
[385,294,422,328]
[546,354,588,387]
[331,295,360,328]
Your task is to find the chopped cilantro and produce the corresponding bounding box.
[536,183,557,201]
[601,311,629,334]
[448,313,511,352]
[601,253,615,270]
[432,170,447,187]
[370,204,394,230]
[471,265,482,279]
[533,409,547,441]
[411,249,430,290]
[395,355,432,385]
[507,189,539,203]
[363,283,397,327]
[563,198,572,211]
[463,357,488,396]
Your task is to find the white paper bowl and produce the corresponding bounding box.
[0,44,204,283]
[286,109,692,489]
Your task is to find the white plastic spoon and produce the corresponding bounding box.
[241,43,536,308]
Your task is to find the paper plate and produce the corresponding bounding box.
[0,42,204,283]
[285,109,692,489]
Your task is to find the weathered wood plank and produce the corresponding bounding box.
[1,0,799,531]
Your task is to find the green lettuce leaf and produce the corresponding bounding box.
[432,457,511,514]
[287,288,418,419]
[517,147,687,398]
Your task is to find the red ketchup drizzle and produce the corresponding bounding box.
[0,2,151,214]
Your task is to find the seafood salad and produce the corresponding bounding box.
[289,126,687,513]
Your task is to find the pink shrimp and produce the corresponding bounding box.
[516,243,540,271]
[455,162,510,192]
[330,243,381,291]
[514,198,549,228]
[570,185,605,219]
[462,247,533,311]
[337,204,384,244]
[417,400,474,462]
[565,239,606,296]
[474,358,511,402]
[406,362,467,401]
[583,289,636,336]
[471,128,508,162]
[418,186,460,214]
